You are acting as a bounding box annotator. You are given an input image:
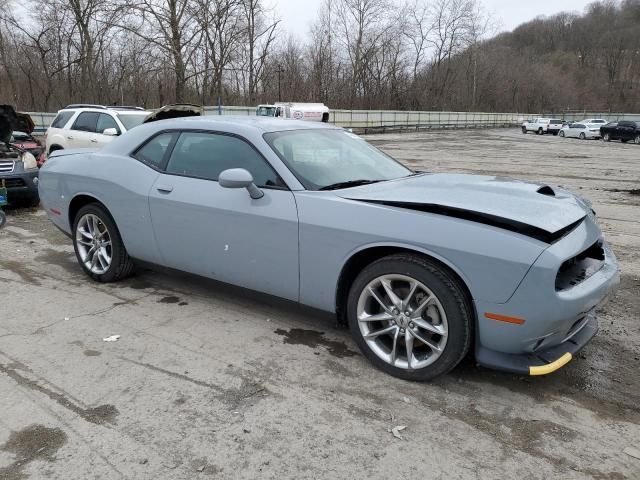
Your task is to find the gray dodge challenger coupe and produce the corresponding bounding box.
[39,117,620,380]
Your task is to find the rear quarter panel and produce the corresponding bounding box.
[39,151,163,264]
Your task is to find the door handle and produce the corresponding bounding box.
[90,139,98,143]
[66,136,74,140]
[156,185,174,193]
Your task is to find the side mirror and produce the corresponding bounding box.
[218,168,264,199]
[103,128,118,136]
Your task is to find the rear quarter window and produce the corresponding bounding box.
[133,132,179,169]
[50,111,74,129]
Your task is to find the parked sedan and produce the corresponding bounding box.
[600,120,640,144]
[38,117,619,380]
[559,123,600,140]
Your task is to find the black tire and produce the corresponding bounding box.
[72,203,134,282]
[579,133,586,140]
[346,253,473,381]
[559,130,565,137]
[0,210,6,229]
[27,196,40,208]
[603,133,610,142]
[621,139,628,143]
[552,132,558,136]
[537,128,543,135]
[521,126,527,134]
[635,135,640,145]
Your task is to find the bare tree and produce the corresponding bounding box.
[240,0,278,104]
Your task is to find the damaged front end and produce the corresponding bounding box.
[0,105,40,207]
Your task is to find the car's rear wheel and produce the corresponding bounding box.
[521,126,527,134]
[603,133,610,142]
[537,128,543,135]
[559,130,565,137]
[579,132,586,140]
[635,135,640,145]
[73,204,134,282]
[0,210,6,229]
[347,254,473,381]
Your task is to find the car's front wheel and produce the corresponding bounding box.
[559,130,565,137]
[347,254,473,381]
[635,135,640,145]
[579,132,586,140]
[603,133,611,142]
[73,204,134,282]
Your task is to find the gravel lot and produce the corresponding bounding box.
[0,128,639,479]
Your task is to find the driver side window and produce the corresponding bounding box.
[165,132,285,188]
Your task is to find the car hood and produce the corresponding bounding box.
[340,173,588,241]
[143,103,203,123]
[0,106,34,143]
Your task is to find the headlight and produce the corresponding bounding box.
[22,152,37,170]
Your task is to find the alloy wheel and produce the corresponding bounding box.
[75,214,112,275]
[356,274,448,370]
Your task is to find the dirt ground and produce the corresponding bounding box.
[0,128,638,479]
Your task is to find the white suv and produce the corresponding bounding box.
[45,105,151,154]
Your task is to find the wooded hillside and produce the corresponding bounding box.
[0,0,638,113]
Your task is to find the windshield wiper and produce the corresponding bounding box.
[319,179,380,191]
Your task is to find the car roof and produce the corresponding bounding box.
[58,107,151,114]
[101,115,342,155]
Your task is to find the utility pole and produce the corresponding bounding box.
[277,64,285,102]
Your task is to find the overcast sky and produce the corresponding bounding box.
[267,0,594,40]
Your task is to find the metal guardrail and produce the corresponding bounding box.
[26,108,640,132]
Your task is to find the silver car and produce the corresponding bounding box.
[39,117,620,380]
[559,123,601,139]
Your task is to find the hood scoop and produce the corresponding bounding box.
[537,185,556,196]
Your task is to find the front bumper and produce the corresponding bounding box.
[476,308,598,375]
[0,169,39,201]
[474,216,620,374]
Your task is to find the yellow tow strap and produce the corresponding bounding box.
[529,353,573,376]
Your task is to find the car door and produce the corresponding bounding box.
[568,123,579,138]
[94,113,121,148]
[619,121,634,141]
[68,112,100,148]
[147,130,300,302]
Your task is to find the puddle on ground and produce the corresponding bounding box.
[158,296,181,304]
[0,424,67,480]
[0,364,118,425]
[274,328,358,358]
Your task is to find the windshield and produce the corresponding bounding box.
[264,129,413,190]
[257,106,276,117]
[117,113,148,131]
